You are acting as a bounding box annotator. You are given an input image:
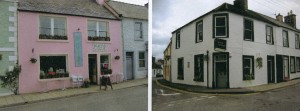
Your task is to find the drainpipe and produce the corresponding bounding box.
[206,50,209,88]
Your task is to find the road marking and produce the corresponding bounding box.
[208,96,216,98]
[154,89,181,96]
[167,104,174,107]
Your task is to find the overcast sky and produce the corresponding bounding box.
[113,0,148,5]
[152,0,300,59]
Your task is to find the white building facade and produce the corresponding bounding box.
[107,1,148,80]
[170,0,300,88]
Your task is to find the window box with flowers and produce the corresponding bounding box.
[87,20,110,42]
[39,16,67,41]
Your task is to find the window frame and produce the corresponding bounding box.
[213,13,229,38]
[195,20,203,43]
[39,15,67,40]
[134,22,143,40]
[87,20,110,42]
[282,30,289,47]
[266,25,274,45]
[177,57,184,80]
[244,19,254,41]
[175,31,181,49]
[194,54,204,82]
[243,55,255,80]
[296,57,300,72]
[290,56,296,73]
[295,33,300,49]
[138,51,146,68]
[39,54,69,80]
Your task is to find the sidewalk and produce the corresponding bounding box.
[157,78,300,94]
[0,78,147,108]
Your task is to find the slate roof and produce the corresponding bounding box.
[172,3,300,33]
[18,0,117,19]
[106,1,148,20]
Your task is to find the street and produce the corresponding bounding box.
[0,85,147,111]
[153,79,300,111]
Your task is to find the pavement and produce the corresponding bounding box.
[0,78,147,108]
[157,78,300,94]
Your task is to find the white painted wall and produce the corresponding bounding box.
[122,18,148,79]
[171,11,300,88]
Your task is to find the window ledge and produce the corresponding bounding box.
[39,77,70,82]
[37,39,69,43]
[134,39,144,41]
[87,41,111,44]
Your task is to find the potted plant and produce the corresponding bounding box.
[115,56,120,60]
[30,58,37,63]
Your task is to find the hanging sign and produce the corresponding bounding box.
[74,32,83,67]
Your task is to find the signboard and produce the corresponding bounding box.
[93,44,106,52]
[74,32,83,67]
[214,38,226,51]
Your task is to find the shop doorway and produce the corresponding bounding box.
[213,52,229,88]
[88,54,97,84]
[267,56,275,83]
[126,52,134,80]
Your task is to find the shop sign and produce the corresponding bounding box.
[214,38,226,51]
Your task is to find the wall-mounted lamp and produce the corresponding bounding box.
[0,54,2,60]
[77,28,80,31]
[32,48,34,53]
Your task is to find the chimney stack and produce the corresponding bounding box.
[284,10,297,28]
[234,0,248,10]
[276,13,283,22]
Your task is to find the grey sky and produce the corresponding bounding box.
[152,0,300,59]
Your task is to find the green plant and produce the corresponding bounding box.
[0,64,21,95]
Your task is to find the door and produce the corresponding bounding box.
[214,53,229,88]
[88,54,97,84]
[267,56,275,83]
[126,52,134,80]
[276,55,284,83]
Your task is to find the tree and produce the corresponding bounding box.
[0,64,21,95]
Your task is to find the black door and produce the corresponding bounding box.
[213,52,229,88]
[88,54,97,84]
[267,56,275,83]
[276,55,283,83]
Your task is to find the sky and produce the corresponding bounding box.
[112,0,148,5]
[152,0,300,59]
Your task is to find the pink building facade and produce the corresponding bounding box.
[18,0,123,93]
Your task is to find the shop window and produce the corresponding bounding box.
[195,21,203,43]
[213,13,228,38]
[139,52,145,68]
[100,55,111,74]
[244,19,254,41]
[177,57,184,80]
[40,55,68,79]
[39,16,67,40]
[135,22,143,40]
[176,31,180,49]
[243,55,254,80]
[266,25,274,44]
[194,54,204,82]
[295,34,300,49]
[88,20,109,41]
[291,56,295,73]
[296,57,300,72]
[283,30,289,47]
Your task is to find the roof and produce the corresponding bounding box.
[172,3,300,34]
[18,0,118,19]
[106,1,148,20]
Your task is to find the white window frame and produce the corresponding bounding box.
[39,54,69,80]
[283,30,289,47]
[39,16,67,36]
[134,22,143,40]
[214,16,227,38]
[87,20,109,38]
[266,25,273,44]
[196,21,203,43]
[139,51,146,68]
[295,34,300,49]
